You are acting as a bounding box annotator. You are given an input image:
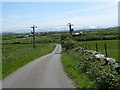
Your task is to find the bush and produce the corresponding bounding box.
[62,39,77,52]
[94,65,120,89]
[77,56,93,73]
[84,56,120,89]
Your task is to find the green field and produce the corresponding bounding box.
[2,33,61,44]
[2,36,50,44]
[79,40,119,61]
[2,43,55,79]
[73,29,119,41]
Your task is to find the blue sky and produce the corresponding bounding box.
[2,2,118,32]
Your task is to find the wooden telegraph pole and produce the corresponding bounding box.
[67,23,73,35]
[31,25,37,48]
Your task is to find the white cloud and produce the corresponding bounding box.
[38,3,118,27]
[2,2,118,32]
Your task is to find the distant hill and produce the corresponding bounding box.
[1,26,118,34]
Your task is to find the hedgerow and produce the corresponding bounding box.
[61,33,120,89]
[76,50,120,89]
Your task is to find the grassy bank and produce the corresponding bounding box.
[62,51,96,88]
[0,44,2,80]
[0,62,1,80]
[2,43,55,79]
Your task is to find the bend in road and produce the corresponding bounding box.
[2,44,75,88]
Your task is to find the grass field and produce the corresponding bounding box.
[2,36,49,44]
[2,43,55,79]
[62,51,96,88]
[79,40,119,61]
[2,33,61,44]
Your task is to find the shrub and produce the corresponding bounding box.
[85,56,120,89]
[62,39,77,52]
[75,50,120,89]
[95,65,120,89]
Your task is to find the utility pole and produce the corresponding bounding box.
[67,23,73,35]
[31,25,37,48]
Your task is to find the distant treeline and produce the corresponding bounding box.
[74,36,119,41]
[73,29,119,41]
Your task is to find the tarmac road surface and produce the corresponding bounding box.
[2,44,75,88]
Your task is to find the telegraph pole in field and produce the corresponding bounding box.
[31,25,37,48]
[67,23,73,35]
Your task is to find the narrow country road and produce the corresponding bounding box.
[2,44,75,88]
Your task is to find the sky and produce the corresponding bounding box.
[1,1,119,32]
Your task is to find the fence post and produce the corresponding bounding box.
[83,44,85,49]
[88,44,91,50]
[85,44,87,50]
[104,43,108,57]
[95,42,98,52]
